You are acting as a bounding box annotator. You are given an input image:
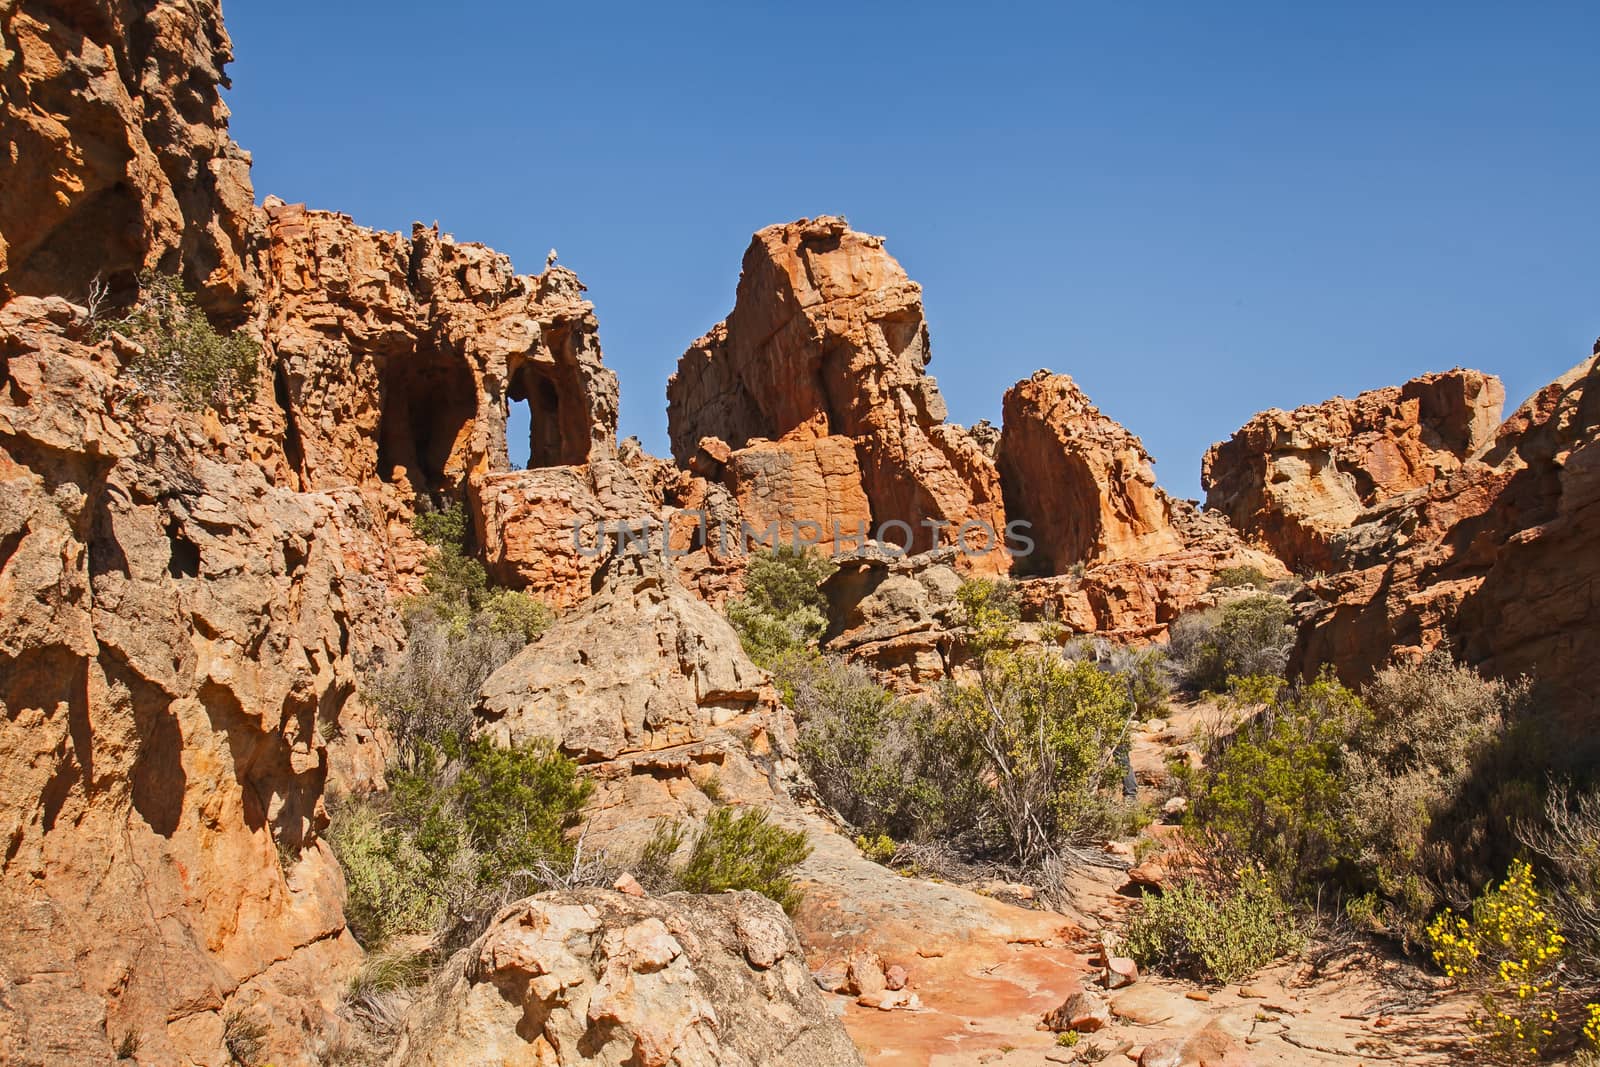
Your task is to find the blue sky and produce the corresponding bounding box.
[226,1,1598,499]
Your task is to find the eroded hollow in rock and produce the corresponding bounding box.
[507,349,587,468]
[378,345,476,495]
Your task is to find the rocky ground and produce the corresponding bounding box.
[807,699,1475,1067]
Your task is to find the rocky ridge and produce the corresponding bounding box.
[1202,369,1505,573]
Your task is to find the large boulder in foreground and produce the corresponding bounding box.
[1203,369,1504,573]
[1295,347,1599,729]
[479,541,798,840]
[388,889,865,1067]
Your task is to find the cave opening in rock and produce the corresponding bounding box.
[378,345,476,499]
[507,360,582,469]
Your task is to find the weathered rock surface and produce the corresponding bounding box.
[1000,371,1184,571]
[1295,348,1600,726]
[0,296,399,1065]
[821,546,963,693]
[1016,501,1286,641]
[1203,370,1504,573]
[667,217,1008,570]
[388,889,864,1067]
[0,0,259,315]
[479,542,798,840]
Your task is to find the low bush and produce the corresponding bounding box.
[1339,651,1527,942]
[1123,868,1302,982]
[1186,671,1368,897]
[1167,596,1295,693]
[1520,783,1600,986]
[726,547,836,667]
[1427,859,1600,1063]
[329,503,578,951]
[329,738,590,948]
[638,806,813,913]
[1208,565,1272,591]
[95,271,260,411]
[776,652,935,840]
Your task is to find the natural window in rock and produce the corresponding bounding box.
[507,360,585,468]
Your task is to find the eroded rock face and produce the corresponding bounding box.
[260,202,618,497]
[0,0,259,315]
[1016,502,1287,640]
[821,547,964,694]
[1000,371,1184,571]
[1202,369,1504,573]
[667,218,1008,571]
[0,297,399,1065]
[1295,349,1600,727]
[479,542,798,840]
[388,889,865,1067]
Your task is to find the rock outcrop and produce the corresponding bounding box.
[257,199,646,609]
[821,546,963,694]
[1000,371,1184,571]
[388,889,865,1067]
[667,218,1008,570]
[1295,348,1599,727]
[0,0,259,315]
[0,297,398,1065]
[1203,369,1504,573]
[479,541,798,840]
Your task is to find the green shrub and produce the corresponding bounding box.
[1186,672,1368,897]
[1167,596,1295,693]
[776,651,934,840]
[943,607,1136,864]
[640,807,813,913]
[330,739,590,949]
[1208,565,1271,591]
[455,737,593,885]
[1068,639,1172,719]
[726,547,836,667]
[95,271,260,411]
[1339,651,1525,942]
[1123,869,1302,982]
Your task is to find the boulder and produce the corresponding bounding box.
[387,889,864,1067]
[1043,989,1112,1033]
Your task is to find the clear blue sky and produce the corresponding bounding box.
[226,1,1598,499]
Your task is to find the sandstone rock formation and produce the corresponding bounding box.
[0,0,259,315]
[257,199,644,609]
[1017,501,1287,641]
[1203,369,1504,573]
[388,889,865,1067]
[479,541,799,841]
[1000,371,1183,572]
[667,218,1008,570]
[1295,348,1599,727]
[0,296,398,1065]
[821,546,964,694]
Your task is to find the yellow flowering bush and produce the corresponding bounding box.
[1587,1001,1600,1049]
[1427,860,1567,1061]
